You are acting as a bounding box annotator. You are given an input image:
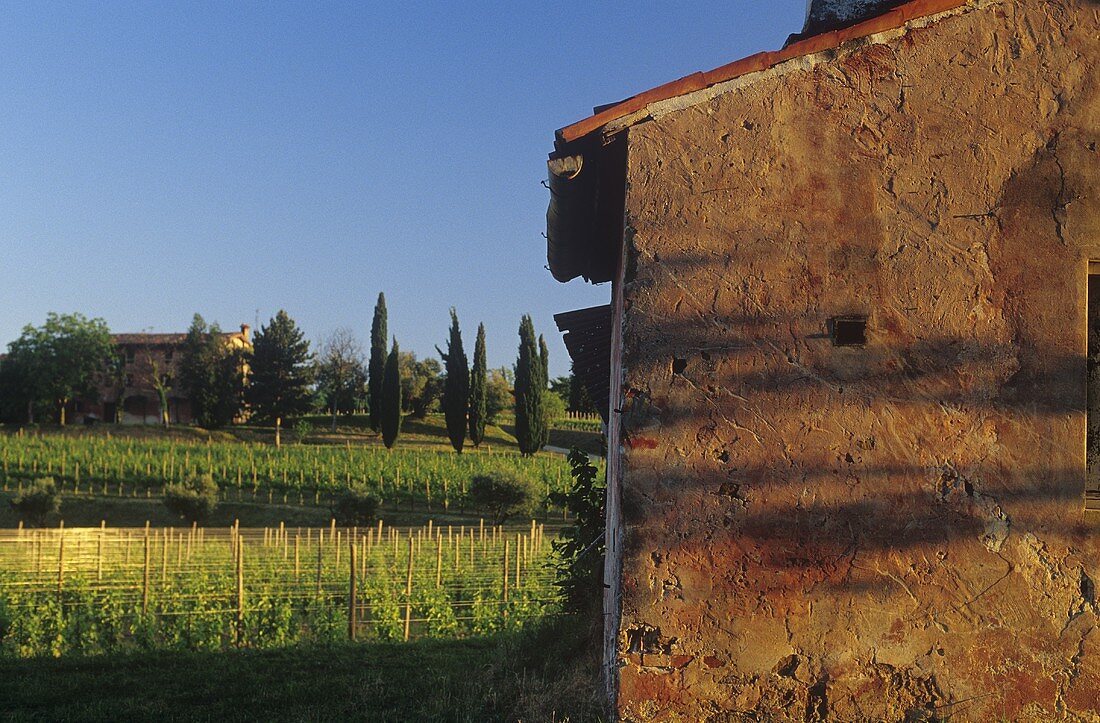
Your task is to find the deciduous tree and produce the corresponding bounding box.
[485,367,512,425]
[316,328,367,431]
[3,313,114,425]
[398,352,442,418]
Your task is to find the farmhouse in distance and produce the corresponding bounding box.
[72,324,252,426]
[548,0,1100,719]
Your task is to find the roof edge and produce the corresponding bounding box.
[556,0,970,144]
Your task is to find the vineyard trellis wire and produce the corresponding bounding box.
[0,430,595,512]
[0,520,561,657]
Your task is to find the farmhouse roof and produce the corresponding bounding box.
[555,0,968,146]
[546,0,975,284]
[112,331,248,346]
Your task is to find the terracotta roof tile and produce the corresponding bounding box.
[557,0,969,143]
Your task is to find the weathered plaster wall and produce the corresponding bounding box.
[614,0,1100,719]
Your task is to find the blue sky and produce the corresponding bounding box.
[0,0,806,376]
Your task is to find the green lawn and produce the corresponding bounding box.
[0,622,605,722]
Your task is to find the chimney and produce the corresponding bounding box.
[791,0,909,42]
[241,324,251,342]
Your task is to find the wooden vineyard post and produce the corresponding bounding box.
[142,533,151,614]
[294,535,300,580]
[56,523,65,603]
[502,539,510,622]
[236,536,245,647]
[515,534,522,590]
[404,534,414,642]
[97,527,104,582]
[435,534,443,588]
[316,540,323,598]
[348,537,357,641]
[161,528,168,584]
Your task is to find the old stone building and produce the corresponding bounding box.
[547,0,1100,719]
[73,325,251,425]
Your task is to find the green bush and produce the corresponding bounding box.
[293,419,314,444]
[550,448,606,615]
[330,486,380,526]
[9,477,60,527]
[468,471,536,523]
[163,474,219,524]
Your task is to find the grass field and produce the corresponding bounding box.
[0,621,606,722]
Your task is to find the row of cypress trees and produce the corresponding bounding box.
[365,292,549,456]
[439,310,549,457]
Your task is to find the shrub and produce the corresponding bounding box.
[331,487,380,526]
[550,448,606,615]
[9,477,60,527]
[163,474,219,524]
[469,471,537,523]
[293,419,314,444]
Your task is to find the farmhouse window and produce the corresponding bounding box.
[830,316,867,347]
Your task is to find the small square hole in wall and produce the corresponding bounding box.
[830,316,868,347]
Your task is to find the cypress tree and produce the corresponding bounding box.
[538,334,551,449]
[514,315,546,456]
[381,339,402,449]
[468,323,488,447]
[368,293,388,432]
[438,309,469,453]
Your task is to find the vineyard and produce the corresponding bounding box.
[0,520,559,657]
[0,430,588,513]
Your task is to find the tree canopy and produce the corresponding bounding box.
[2,312,115,425]
[316,328,367,428]
[398,352,442,418]
[438,309,469,453]
[468,323,488,446]
[514,315,547,456]
[245,310,314,425]
[368,293,388,432]
[179,314,246,429]
[381,339,402,449]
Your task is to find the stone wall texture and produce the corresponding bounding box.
[613,0,1100,719]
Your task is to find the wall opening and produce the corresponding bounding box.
[1087,264,1100,511]
[830,316,867,347]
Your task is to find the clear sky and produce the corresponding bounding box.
[0,0,806,377]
